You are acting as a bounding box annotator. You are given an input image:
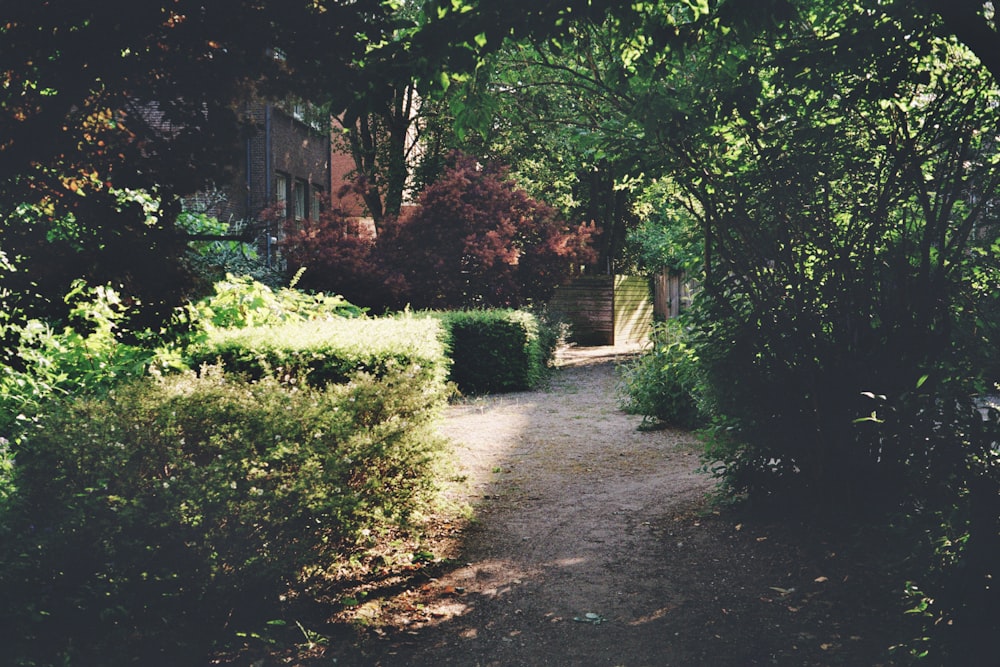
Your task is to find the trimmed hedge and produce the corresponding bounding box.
[188,316,450,390]
[438,309,551,394]
[1,364,449,666]
[1,315,453,665]
[190,310,560,397]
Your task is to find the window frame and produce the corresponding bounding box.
[294,178,307,221]
[274,172,289,218]
[310,185,322,220]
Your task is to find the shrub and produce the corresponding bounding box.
[439,309,554,394]
[0,366,448,666]
[191,272,364,330]
[279,203,402,312]
[0,282,153,449]
[529,305,570,369]
[188,316,450,390]
[618,319,704,429]
[379,151,596,310]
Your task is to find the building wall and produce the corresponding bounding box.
[185,100,382,268]
[192,101,331,224]
[330,141,367,217]
[267,105,329,208]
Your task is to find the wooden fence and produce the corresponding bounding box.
[653,270,693,319]
[548,275,654,346]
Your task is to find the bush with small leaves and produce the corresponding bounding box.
[439,309,556,394]
[0,365,448,666]
[618,319,704,430]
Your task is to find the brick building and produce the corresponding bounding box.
[187,99,369,266]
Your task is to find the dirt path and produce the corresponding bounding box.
[330,346,908,667]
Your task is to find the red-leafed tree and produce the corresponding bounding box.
[280,202,402,311]
[278,153,594,311]
[379,152,595,309]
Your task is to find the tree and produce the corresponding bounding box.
[279,201,401,311]
[379,152,595,309]
[930,0,1000,84]
[648,4,1000,494]
[467,31,646,273]
[335,82,424,229]
[0,0,390,325]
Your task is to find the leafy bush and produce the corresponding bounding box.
[870,385,1000,665]
[279,202,402,312]
[0,366,448,666]
[275,153,596,313]
[529,305,570,369]
[188,316,449,389]
[618,319,704,429]
[191,272,364,330]
[439,309,555,394]
[0,282,153,447]
[0,276,363,448]
[379,151,596,310]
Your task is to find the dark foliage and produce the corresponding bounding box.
[280,202,402,312]
[278,152,595,312]
[379,152,596,310]
[440,309,556,394]
[0,0,388,328]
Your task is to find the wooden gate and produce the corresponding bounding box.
[653,270,692,319]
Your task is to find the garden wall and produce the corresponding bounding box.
[548,275,654,345]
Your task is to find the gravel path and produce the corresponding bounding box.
[363,345,715,666]
[333,345,907,667]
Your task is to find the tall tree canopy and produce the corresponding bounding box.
[2,0,996,323]
[0,0,392,323]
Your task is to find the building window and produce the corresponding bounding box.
[310,186,322,220]
[294,179,307,220]
[275,172,288,217]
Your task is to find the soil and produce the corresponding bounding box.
[236,345,915,666]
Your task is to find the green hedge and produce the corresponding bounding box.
[438,309,552,394]
[190,309,563,397]
[0,365,448,666]
[188,316,450,390]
